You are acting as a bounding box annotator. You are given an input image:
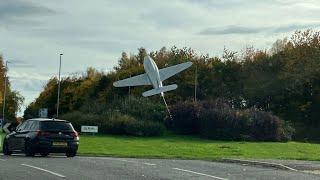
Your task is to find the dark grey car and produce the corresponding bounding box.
[2,118,79,157]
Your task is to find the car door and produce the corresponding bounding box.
[10,121,31,151]
[8,122,25,150]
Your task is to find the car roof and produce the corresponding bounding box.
[26,118,69,122]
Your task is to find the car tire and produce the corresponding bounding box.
[24,140,35,157]
[3,140,12,156]
[66,150,77,157]
[40,152,49,157]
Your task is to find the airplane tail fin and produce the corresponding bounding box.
[142,84,178,97]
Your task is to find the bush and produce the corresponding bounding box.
[106,113,134,134]
[61,111,103,132]
[199,100,245,140]
[197,99,294,141]
[125,120,165,136]
[61,111,165,136]
[80,97,166,123]
[106,113,165,136]
[166,101,200,134]
[118,97,166,123]
[240,109,294,141]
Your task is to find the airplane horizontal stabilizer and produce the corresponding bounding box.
[142,84,178,97]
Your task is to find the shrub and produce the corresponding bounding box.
[241,109,294,141]
[61,111,165,136]
[166,101,200,134]
[199,100,244,140]
[61,111,103,132]
[114,97,166,122]
[80,97,167,123]
[198,99,294,141]
[125,120,165,136]
[106,113,134,134]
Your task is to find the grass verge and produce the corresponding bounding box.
[0,132,4,149]
[1,132,319,161]
[78,134,320,161]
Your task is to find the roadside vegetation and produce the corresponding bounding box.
[167,99,294,141]
[1,132,319,161]
[0,56,24,123]
[0,132,4,149]
[22,29,320,141]
[78,134,320,161]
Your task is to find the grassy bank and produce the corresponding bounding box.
[1,132,319,161]
[0,132,4,149]
[78,134,320,161]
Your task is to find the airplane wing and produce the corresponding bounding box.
[113,73,151,87]
[159,62,193,81]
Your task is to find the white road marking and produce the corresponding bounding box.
[79,156,157,166]
[173,168,228,180]
[21,164,66,178]
[144,163,156,166]
[0,159,6,161]
[119,159,136,163]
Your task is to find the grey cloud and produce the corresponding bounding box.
[186,0,278,10]
[11,77,45,92]
[200,23,320,35]
[70,39,136,52]
[0,0,55,27]
[141,8,194,28]
[0,0,54,18]
[139,3,206,29]
[200,25,265,35]
[186,0,247,8]
[8,60,34,68]
[272,24,320,33]
[10,64,34,68]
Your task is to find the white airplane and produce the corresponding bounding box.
[113,56,193,97]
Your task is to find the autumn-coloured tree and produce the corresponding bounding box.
[0,55,24,122]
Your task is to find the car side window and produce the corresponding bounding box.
[23,121,32,132]
[28,121,39,131]
[16,122,27,132]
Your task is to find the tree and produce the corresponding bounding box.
[0,55,24,122]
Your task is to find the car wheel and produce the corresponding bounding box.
[66,150,77,157]
[40,152,49,157]
[3,141,12,155]
[24,140,35,157]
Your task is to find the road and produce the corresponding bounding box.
[0,155,319,180]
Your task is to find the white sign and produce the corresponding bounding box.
[81,126,98,133]
[39,108,48,118]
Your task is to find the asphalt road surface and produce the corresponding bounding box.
[0,155,319,180]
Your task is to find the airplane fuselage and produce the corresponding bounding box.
[143,56,163,89]
[114,55,192,97]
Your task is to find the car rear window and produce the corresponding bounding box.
[40,121,74,131]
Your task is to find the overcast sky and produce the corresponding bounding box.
[1,0,320,116]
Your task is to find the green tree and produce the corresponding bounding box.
[0,55,24,122]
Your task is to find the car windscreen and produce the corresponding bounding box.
[40,121,74,131]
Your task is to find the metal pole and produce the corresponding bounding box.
[2,61,8,127]
[56,54,63,118]
[194,65,197,103]
[128,74,131,98]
